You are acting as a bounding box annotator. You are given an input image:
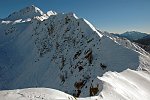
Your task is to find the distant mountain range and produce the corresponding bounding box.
[115,31,149,41]
[112,31,150,53]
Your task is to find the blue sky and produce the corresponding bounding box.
[0,0,150,33]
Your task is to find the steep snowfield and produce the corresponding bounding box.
[99,31,149,56]
[0,5,150,97]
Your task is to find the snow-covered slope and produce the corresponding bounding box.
[0,88,76,100]
[0,69,149,100]
[0,6,150,97]
[98,31,149,56]
[97,69,150,100]
[79,69,150,100]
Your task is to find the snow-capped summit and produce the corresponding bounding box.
[0,6,150,98]
[4,5,44,21]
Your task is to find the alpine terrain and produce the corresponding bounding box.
[0,5,150,99]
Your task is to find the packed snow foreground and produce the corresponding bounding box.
[0,5,150,100]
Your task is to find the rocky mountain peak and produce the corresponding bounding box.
[4,5,44,21]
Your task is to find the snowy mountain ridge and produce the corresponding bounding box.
[0,5,150,98]
[4,5,44,21]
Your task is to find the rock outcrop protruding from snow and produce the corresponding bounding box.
[0,6,150,97]
[0,69,150,100]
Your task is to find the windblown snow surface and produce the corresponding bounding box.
[0,69,150,100]
[0,5,150,99]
